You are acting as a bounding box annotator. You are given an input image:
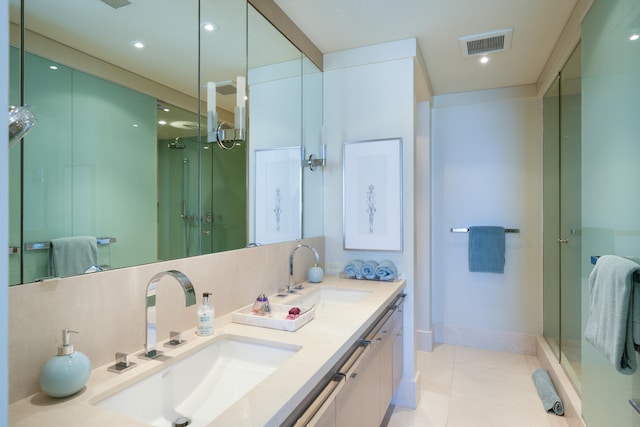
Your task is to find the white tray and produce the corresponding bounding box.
[231,303,316,332]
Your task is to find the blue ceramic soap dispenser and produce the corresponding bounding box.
[39,329,91,398]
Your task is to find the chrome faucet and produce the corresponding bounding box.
[287,244,320,293]
[143,270,196,359]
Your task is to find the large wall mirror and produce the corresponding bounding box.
[8,0,323,286]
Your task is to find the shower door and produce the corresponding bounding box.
[542,42,582,393]
[581,0,640,425]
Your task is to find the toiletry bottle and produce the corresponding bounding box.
[197,292,214,336]
[39,329,91,398]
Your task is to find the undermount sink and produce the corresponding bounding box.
[291,287,371,311]
[95,334,299,427]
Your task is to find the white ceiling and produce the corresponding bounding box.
[274,0,578,95]
[9,0,579,108]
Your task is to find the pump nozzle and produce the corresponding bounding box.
[59,329,79,356]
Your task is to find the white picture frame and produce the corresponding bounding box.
[254,146,302,244]
[343,138,403,251]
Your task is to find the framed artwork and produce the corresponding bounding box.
[254,146,302,244]
[343,138,403,251]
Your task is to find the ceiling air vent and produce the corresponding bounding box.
[459,28,513,57]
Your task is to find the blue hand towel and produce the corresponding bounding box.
[375,260,397,281]
[361,260,379,280]
[532,368,564,416]
[344,260,364,279]
[468,226,505,273]
[49,236,98,277]
[585,255,640,374]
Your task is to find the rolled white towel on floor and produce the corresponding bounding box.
[532,368,564,416]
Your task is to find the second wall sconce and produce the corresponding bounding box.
[305,144,326,171]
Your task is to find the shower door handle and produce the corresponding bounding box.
[557,238,569,244]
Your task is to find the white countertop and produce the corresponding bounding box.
[9,275,405,427]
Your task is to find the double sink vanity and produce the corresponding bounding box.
[9,275,405,427]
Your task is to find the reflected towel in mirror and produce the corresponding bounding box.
[49,236,98,277]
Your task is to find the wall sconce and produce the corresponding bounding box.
[206,76,246,150]
[304,144,326,171]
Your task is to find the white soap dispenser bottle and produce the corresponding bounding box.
[197,292,214,336]
[39,329,92,398]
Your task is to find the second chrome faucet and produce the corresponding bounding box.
[282,244,321,295]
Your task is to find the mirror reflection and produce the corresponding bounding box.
[8,0,323,285]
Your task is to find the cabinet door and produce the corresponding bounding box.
[336,344,379,427]
[378,314,396,422]
[308,397,336,427]
[392,326,403,393]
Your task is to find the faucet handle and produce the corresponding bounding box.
[164,331,187,348]
[107,352,136,374]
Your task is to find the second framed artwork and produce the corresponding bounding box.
[254,146,302,244]
[343,138,403,251]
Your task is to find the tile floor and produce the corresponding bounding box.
[386,344,569,427]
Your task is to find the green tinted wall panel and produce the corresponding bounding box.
[22,53,74,281]
[582,0,640,425]
[18,51,157,282]
[72,71,157,269]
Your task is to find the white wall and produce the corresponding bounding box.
[1,0,9,421]
[431,86,543,354]
[323,38,420,407]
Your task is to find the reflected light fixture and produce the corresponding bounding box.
[131,41,145,49]
[631,34,639,41]
[202,22,218,32]
[479,55,490,64]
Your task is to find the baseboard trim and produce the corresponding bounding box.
[392,371,420,409]
[433,323,537,355]
[416,329,433,352]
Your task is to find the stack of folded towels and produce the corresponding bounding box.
[343,259,398,281]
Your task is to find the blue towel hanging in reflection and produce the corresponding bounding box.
[468,226,505,273]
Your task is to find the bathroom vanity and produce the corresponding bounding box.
[8,276,405,427]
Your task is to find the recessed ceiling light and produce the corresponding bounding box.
[630,34,640,41]
[49,65,58,70]
[202,22,218,32]
[158,120,167,125]
[131,41,145,49]
[479,56,490,64]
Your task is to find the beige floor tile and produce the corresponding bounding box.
[446,396,569,427]
[387,391,450,427]
[454,345,536,375]
[387,345,572,427]
[421,344,456,363]
[417,353,454,394]
[451,362,541,411]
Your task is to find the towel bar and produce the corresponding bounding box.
[450,227,520,233]
[24,237,117,252]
